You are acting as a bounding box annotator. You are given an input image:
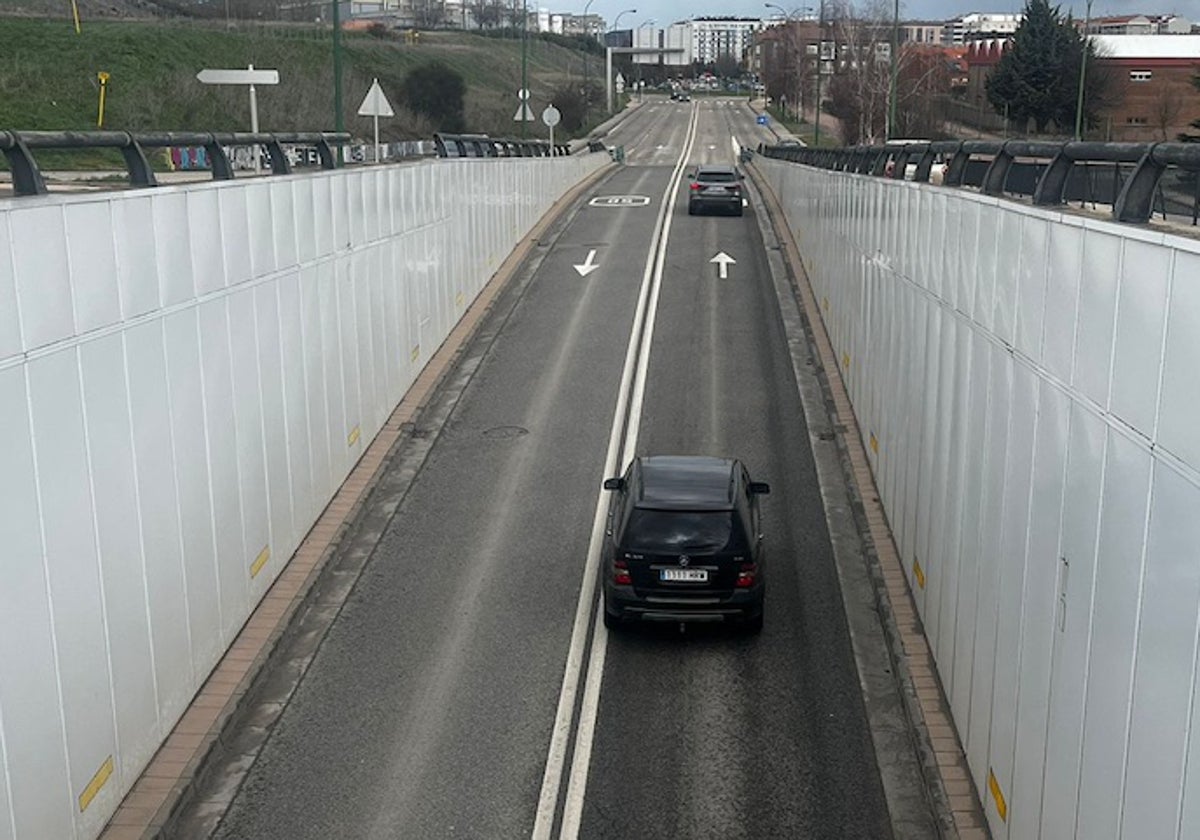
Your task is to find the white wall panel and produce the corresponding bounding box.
[125,320,194,719]
[163,309,223,670]
[1,150,606,840]
[1073,227,1122,409]
[247,183,276,280]
[1119,462,1200,838]
[65,200,121,335]
[1076,429,1152,839]
[1111,237,1171,436]
[1042,218,1084,385]
[28,350,121,835]
[1008,379,1070,840]
[218,187,252,288]
[229,289,271,606]
[187,187,226,297]
[153,191,194,307]
[12,205,73,351]
[0,366,74,840]
[1158,249,1200,468]
[254,283,296,578]
[199,299,249,646]
[79,334,161,789]
[1015,213,1049,363]
[1041,403,1106,840]
[112,196,160,320]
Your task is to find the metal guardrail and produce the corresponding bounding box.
[758,139,1200,226]
[433,133,575,159]
[0,130,350,198]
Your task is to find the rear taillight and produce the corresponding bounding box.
[613,558,632,586]
[690,182,701,191]
[736,562,757,588]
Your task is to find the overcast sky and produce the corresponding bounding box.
[584,0,1200,27]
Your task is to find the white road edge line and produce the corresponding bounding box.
[530,104,702,840]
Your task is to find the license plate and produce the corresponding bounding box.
[661,568,708,583]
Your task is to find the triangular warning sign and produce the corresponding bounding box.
[513,103,535,122]
[357,79,395,118]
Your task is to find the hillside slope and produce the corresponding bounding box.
[0,16,594,141]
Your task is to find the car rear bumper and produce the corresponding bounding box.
[604,582,763,624]
[688,196,743,213]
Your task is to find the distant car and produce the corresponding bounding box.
[601,455,769,633]
[687,164,744,216]
[678,91,691,102]
[777,139,804,147]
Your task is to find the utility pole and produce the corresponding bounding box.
[333,0,344,165]
[887,0,899,139]
[582,0,596,124]
[521,0,529,138]
[1074,0,1094,140]
[814,0,824,145]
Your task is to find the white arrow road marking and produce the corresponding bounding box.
[710,251,736,279]
[574,249,600,277]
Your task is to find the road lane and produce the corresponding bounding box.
[575,99,893,840]
[185,98,902,840]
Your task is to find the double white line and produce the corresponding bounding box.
[530,108,702,840]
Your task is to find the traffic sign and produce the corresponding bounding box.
[196,67,279,86]
[756,114,768,125]
[514,103,535,122]
[357,79,394,117]
[542,106,561,128]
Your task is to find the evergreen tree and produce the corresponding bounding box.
[403,61,467,133]
[986,0,1098,134]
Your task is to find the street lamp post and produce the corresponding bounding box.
[1074,0,1094,140]
[582,0,596,123]
[606,8,637,114]
[636,19,655,98]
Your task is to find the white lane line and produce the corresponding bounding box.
[556,107,701,840]
[530,104,701,840]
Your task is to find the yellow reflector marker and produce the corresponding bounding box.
[455,291,465,308]
[913,557,926,589]
[348,426,361,447]
[988,768,1008,821]
[411,344,421,362]
[870,432,878,454]
[250,546,270,579]
[822,296,829,311]
[842,352,850,369]
[79,755,113,812]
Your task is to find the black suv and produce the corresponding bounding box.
[687,165,744,216]
[601,455,769,633]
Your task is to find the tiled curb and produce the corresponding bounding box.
[750,162,991,839]
[98,160,616,840]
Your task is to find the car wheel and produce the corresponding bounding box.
[603,608,622,631]
[688,202,697,215]
[734,206,744,217]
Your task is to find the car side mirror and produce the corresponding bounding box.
[603,477,625,491]
[749,481,770,495]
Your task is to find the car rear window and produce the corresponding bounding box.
[697,170,737,183]
[622,509,745,553]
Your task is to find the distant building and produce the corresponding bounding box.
[946,12,1021,45]
[963,34,1200,140]
[1084,14,1193,35]
[690,17,765,66]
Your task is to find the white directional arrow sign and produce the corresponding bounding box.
[574,249,600,277]
[710,252,737,279]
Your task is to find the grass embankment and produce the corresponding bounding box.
[0,15,596,160]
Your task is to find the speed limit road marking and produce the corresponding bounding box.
[588,195,651,207]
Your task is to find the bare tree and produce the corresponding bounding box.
[1153,81,1188,141]
[823,0,892,144]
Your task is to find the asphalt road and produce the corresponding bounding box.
[190,98,901,840]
